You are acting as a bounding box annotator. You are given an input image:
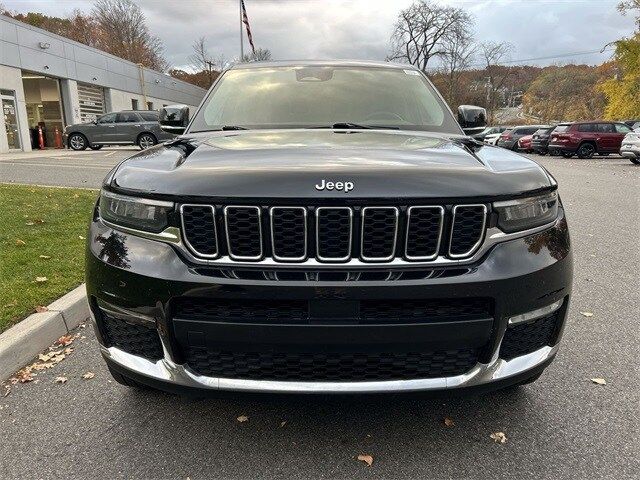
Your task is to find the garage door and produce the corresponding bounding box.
[77,83,105,123]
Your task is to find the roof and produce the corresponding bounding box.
[230,60,416,70]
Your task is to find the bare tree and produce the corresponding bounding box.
[190,37,225,86]
[92,0,167,71]
[617,0,640,28]
[440,25,475,105]
[242,48,272,63]
[479,41,514,121]
[388,0,473,72]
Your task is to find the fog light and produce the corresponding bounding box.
[508,299,563,325]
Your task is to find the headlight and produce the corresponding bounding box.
[99,190,173,233]
[494,191,558,233]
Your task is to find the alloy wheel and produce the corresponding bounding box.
[138,134,156,149]
[69,134,86,150]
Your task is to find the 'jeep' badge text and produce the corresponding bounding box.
[315,179,354,193]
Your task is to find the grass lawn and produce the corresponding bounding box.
[0,184,98,333]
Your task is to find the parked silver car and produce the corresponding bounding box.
[63,110,174,150]
[620,128,640,165]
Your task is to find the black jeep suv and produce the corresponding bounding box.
[86,61,572,395]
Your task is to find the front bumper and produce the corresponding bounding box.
[620,146,640,159]
[86,210,572,394]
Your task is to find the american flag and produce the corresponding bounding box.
[241,0,256,55]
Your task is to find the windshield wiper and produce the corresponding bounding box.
[216,125,248,131]
[311,122,400,130]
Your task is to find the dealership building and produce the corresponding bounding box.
[0,14,207,153]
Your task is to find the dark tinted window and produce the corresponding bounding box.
[577,123,596,132]
[139,112,159,121]
[117,112,141,123]
[596,123,615,133]
[97,113,116,124]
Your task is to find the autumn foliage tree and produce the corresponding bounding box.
[599,33,640,119]
[522,65,608,122]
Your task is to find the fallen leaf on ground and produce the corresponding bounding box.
[357,454,374,467]
[15,239,26,246]
[580,311,594,317]
[39,255,51,259]
[3,300,18,308]
[279,421,287,428]
[35,277,48,283]
[35,306,48,313]
[56,335,75,346]
[73,194,80,198]
[443,417,455,428]
[25,221,35,226]
[490,432,507,444]
[590,378,606,385]
[11,368,34,383]
[78,235,85,240]
[82,372,95,380]
[55,376,68,384]
[2,385,10,397]
[236,415,249,423]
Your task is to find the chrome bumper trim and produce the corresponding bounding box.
[100,344,558,393]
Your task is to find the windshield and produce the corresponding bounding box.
[188,66,460,133]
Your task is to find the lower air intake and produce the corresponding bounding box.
[184,348,480,381]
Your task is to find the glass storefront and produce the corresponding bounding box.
[1,90,21,150]
[22,73,65,148]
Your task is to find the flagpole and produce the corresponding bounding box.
[239,0,244,61]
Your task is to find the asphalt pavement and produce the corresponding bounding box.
[0,147,135,189]
[0,153,638,479]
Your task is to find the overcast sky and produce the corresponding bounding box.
[3,0,636,70]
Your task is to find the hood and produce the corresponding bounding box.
[108,129,552,200]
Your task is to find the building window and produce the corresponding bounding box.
[146,101,154,110]
[131,98,139,110]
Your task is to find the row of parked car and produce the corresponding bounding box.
[474,121,640,165]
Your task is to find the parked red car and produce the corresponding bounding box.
[517,134,533,153]
[548,121,632,158]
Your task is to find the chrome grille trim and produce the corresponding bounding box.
[404,206,444,261]
[315,206,353,262]
[360,206,399,262]
[180,204,219,259]
[448,204,487,259]
[269,206,308,262]
[223,206,263,261]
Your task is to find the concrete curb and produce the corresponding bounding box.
[0,284,89,382]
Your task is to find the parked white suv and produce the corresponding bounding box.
[620,128,640,165]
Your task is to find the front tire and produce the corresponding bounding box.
[577,143,596,159]
[68,133,88,151]
[137,133,157,150]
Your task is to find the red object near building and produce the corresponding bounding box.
[53,126,63,148]
[37,126,45,149]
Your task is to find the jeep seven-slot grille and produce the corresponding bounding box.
[180,203,487,264]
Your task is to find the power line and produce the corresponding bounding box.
[467,47,616,68]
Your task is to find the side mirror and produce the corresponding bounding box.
[159,105,190,135]
[457,105,487,136]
